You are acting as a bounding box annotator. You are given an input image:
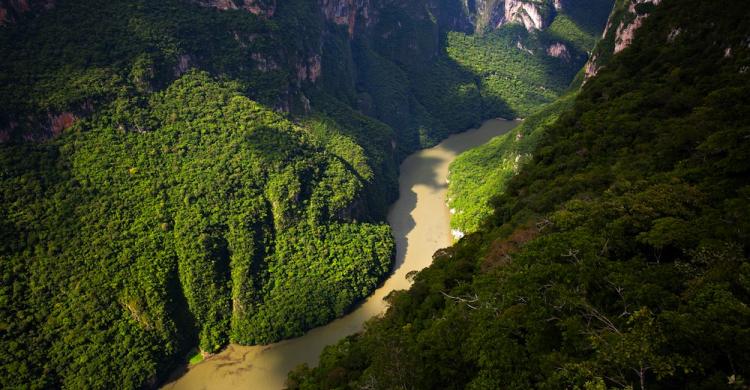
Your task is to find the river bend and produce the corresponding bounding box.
[163,118,520,390]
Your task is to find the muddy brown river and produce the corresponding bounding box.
[162,118,520,390]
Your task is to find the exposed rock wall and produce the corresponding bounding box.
[320,0,372,37]
[48,112,75,137]
[613,0,660,53]
[547,42,570,61]
[296,54,322,83]
[194,0,276,17]
[583,0,661,81]
[463,0,556,33]
[503,0,552,31]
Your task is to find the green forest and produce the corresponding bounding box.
[446,0,621,235]
[288,0,750,389]
[449,93,576,234]
[1,70,396,388]
[0,0,617,388]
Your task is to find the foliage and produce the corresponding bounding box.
[448,93,576,234]
[0,0,293,137]
[187,350,203,365]
[288,1,750,388]
[445,0,618,234]
[0,70,394,388]
[444,25,580,117]
[344,0,612,151]
[0,0,613,388]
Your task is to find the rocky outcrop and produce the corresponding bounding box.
[48,112,76,136]
[583,53,601,80]
[196,0,377,36]
[251,52,280,72]
[473,0,503,32]
[613,0,661,54]
[516,40,533,55]
[242,0,276,17]
[174,54,192,77]
[320,0,372,37]
[464,0,556,33]
[194,0,276,18]
[12,111,76,142]
[502,0,553,31]
[0,0,54,26]
[583,0,661,81]
[296,54,322,83]
[546,42,570,61]
[1,98,94,143]
[666,27,681,42]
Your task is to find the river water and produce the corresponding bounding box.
[162,118,519,390]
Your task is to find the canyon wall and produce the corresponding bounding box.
[584,0,662,81]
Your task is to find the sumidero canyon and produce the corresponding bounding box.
[1,1,749,389]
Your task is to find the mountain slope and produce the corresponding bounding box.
[1,70,396,388]
[448,92,576,234]
[0,0,612,388]
[448,0,662,235]
[288,0,750,388]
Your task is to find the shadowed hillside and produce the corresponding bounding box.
[289,0,750,388]
[0,0,613,387]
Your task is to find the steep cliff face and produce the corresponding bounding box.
[612,0,660,53]
[464,0,556,33]
[320,0,373,36]
[546,41,570,60]
[583,0,661,80]
[194,0,276,17]
[502,0,555,31]
[0,0,612,145]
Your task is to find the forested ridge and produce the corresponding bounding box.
[289,0,750,388]
[0,0,614,388]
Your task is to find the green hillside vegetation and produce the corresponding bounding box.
[1,71,394,388]
[438,0,612,119]
[349,0,614,149]
[445,26,579,117]
[0,0,301,133]
[288,0,750,388]
[547,14,599,52]
[447,0,615,234]
[556,0,616,37]
[0,0,613,388]
[448,93,576,234]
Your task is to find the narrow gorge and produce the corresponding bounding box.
[3,0,748,389]
[164,119,519,389]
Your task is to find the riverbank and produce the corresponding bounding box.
[161,118,520,390]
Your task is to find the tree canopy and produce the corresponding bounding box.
[288,1,750,388]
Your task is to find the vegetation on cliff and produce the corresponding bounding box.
[1,70,395,388]
[448,93,576,233]
[0,0,612,388]
[447,0,615,234]
[288,0,750,388]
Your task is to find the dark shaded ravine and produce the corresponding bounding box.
[163,118,520,390]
